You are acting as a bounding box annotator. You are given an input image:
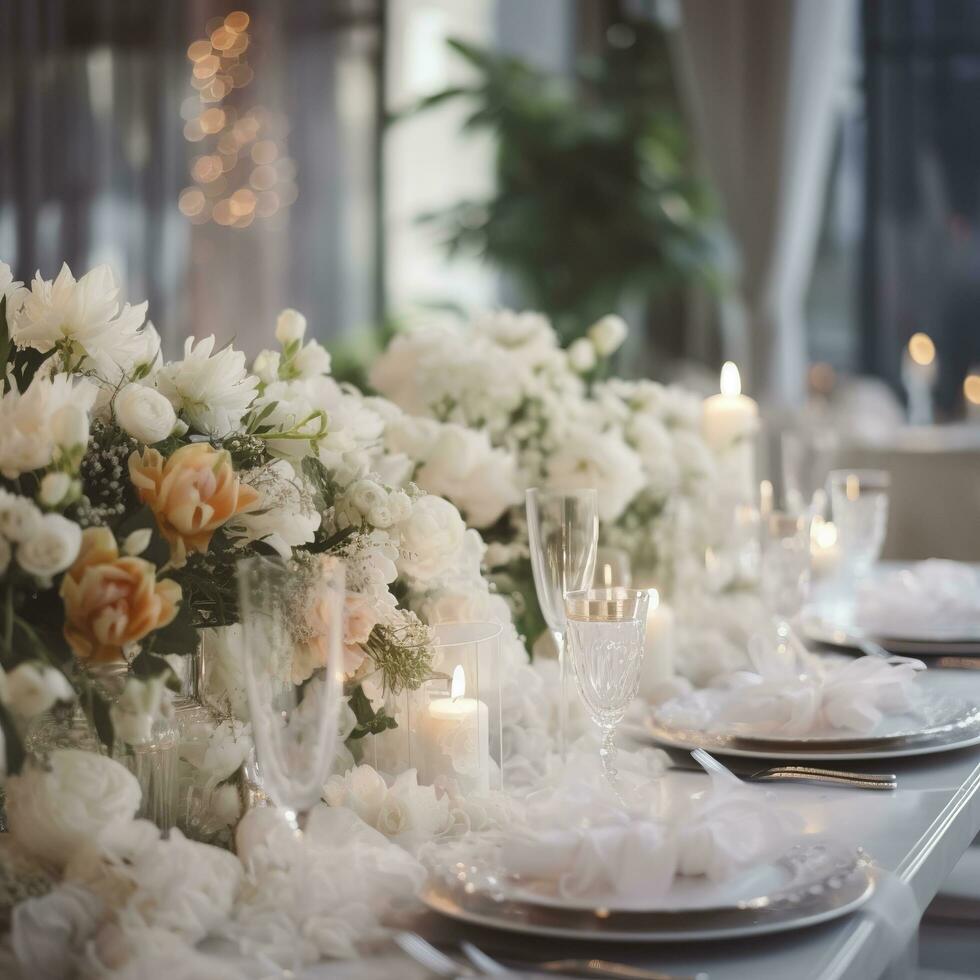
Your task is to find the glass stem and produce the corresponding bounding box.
[600,726,619,788]
[553,628,568,764]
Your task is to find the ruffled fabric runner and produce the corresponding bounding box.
[653,631,925,738]
[496,750,802,905]
[856,560,980,639]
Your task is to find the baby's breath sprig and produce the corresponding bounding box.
[362,620,435,695]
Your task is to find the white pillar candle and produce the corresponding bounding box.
[702,362,759,503]
[639,589,675,698]
[418,665,490,794]
[901,333,937,426]
[810,517,840,579]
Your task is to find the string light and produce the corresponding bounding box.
[179,10,296,229]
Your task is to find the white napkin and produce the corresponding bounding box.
[856,560,980,639]
[498,751,801,905]
[654,631,924,737]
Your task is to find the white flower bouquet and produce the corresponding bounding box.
[0,260,511,800]
[369,308,721,639]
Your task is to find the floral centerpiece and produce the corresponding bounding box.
[368,309,721,641]
[0,260,543,828]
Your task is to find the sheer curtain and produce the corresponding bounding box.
[0,0,381,357]
[675,0,853,406]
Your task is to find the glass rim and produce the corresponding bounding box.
[431,621,503,647]
[565,587,649,622]
[525,486,598,501]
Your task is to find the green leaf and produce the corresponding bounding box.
[149,597,199,655]
[90,689,115,752]
[346,683,398,740]
[129,649,181,692]
[0,296,10,382]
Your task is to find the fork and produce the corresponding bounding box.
[461,940,707,980]
[395,931,471,977]
[671,749,897,790]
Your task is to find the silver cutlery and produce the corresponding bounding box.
[461,940,707,980]
[857,638,980,669]
[667,754,896,790]
[395,931,471,977]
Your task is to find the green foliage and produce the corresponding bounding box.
[346,682,398,741]
[408,24,715,341]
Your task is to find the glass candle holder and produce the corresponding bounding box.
[410,622,503,795]
[828,469,890,578]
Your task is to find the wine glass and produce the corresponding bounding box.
[564,588,649,790]
[525,488,598,760]
[237,554,345,832]
[759,511,811,668]
[829,469,890,579]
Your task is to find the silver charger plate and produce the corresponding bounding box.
[641,692,980,761]
[802,615,980,656]
[422,837,875,942]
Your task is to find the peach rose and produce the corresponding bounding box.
[60,527,182,663]
[128,443,260,567]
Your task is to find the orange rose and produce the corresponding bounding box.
[60,527,182,663]
[128,443,259,566]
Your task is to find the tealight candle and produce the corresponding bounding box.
[639,588,675,698]
[810,517,840,579]
[702,362,759,503]
[418,665,490,794]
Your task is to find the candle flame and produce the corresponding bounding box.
[812,518,838,549]
[965,373,980,406]
[846,473,860,501]
[720,361,741,397]
[759,479,774,515]
[908,332,936,367]
[450,664,465,700]
[648,587,660,610]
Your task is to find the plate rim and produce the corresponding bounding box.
[421,839,876,942]
[802,615,980,652]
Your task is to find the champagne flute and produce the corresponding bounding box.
[237,554,345,832]
[564,588,649,790]
[525,488,599,760]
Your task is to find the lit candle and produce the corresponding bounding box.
[418,665,490,794]
[810,517,840,579]
[901,332,937,426]
[702,362,759,503]
[964,369,980,422]
[639,589,675,698]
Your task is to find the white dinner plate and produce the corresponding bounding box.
[639,690,980,761]
[422,837,875,942]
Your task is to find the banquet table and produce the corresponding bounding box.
[156,667,980,980]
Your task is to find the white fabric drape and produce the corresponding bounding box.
[675,0,853,406]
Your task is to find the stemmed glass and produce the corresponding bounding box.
[237,554,345,832]
[829,469,890,579]
[526,488,599,760]
[759,511,812,668]
[564,588,649,790]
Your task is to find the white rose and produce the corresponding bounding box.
[588,314,629,356]
[11,884,104,980]
[110,676,170,746]
[252,349,281,384]
[323,764,389,827]
[375,794,410,837]
[275,308,307,345]
[4,662,74,719]
[16,512,82,584]
[292,340,332,379]
[114,383,178,444]
[347,478,386,520]
[567,337,597,373]
[396,494,466,581]
[179,718,252,781]
[50,403,90,451]
[7,750,142,868]
[0,491,40,542]
[39,471,73,509]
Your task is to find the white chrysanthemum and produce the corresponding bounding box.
[155,335,259,437]
[0,373,97,478]
[0,261,26,323]
[10,263,149,370]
